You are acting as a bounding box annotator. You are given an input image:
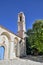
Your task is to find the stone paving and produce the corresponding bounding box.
[0,58,43,65]
[22,55,43,62]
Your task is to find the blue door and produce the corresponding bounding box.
[0,46,5,60]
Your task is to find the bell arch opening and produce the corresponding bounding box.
[0,46,5,60]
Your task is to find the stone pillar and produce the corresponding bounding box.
[10,41,16,59]
[17,42,21,57]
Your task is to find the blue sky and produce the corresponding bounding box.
[0,0,43,59]
[0,0,43,33]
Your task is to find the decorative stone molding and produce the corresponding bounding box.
[1,32,11,41]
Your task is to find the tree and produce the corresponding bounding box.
[26,20,43,55]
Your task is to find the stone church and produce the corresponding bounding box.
[0,12,26,60]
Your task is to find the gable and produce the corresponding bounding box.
[0,25,22,40]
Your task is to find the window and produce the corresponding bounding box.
[20,16,22,21]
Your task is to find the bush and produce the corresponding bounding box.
[26,20,43,55]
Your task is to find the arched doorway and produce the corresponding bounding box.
[0,46,5,60]
[1,32,11,59]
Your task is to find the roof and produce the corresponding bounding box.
[0,25,23,39]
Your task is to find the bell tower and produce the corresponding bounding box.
[18,12,26,57]
[18,12,26,38]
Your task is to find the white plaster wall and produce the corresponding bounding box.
[0,27,22,59]
[0,26,26,59]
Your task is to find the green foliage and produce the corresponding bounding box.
[26,20,43,55]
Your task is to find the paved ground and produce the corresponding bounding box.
[0,55,43,65]
[0,58,43,65]
[22,55,43,62]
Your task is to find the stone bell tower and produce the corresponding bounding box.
[18,12,26,38]
[18,12,26,57]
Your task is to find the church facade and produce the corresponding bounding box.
[0,12,26,60]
